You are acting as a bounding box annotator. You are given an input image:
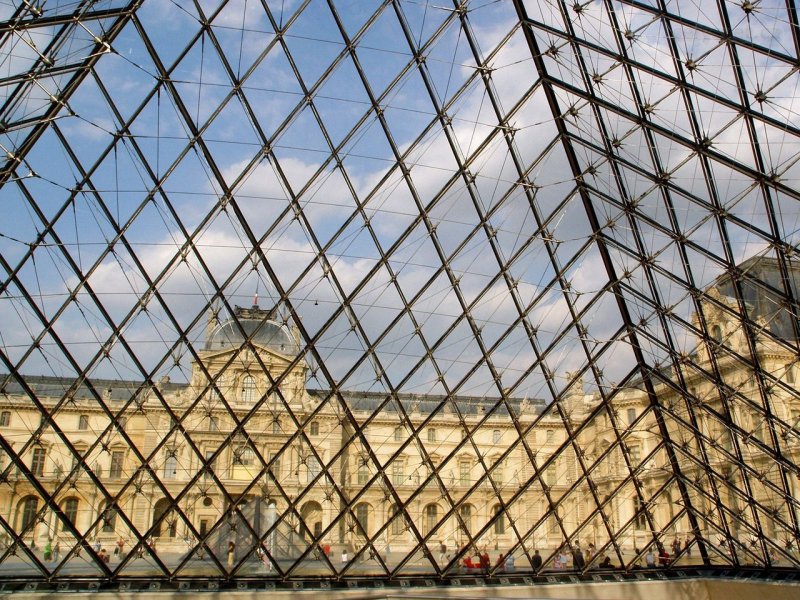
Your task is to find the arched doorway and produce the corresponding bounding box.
[152,498,177,538]
[300,500,323,540]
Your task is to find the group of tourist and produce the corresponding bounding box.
[451,537,697,573]
[39,537,127,564]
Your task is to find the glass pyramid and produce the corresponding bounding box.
[0,0,798,585]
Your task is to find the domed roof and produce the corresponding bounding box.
[206,305,299,355]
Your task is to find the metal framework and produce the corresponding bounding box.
[0,0,799,587]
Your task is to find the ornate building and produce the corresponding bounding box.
[1,263,797,575]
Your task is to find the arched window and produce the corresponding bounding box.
[241,375,256,403]
[712,324,722,343]
[389,505,406,535]
[99,500,117,533]
[153,498,177,538]
[17,496,38,531]
[492,504,505,534]
[62,497,79,528]
[423,503,439,535]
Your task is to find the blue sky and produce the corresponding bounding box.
[0,0,798,404]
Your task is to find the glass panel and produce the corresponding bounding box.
[0,0,799,585]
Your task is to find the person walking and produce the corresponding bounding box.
[531,549,542,571]
[572,545,585,569]
[438,541,447,564]
[479,550,490,573]
[504,552,516,572]
[495,553,505,572]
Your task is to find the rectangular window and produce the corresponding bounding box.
[307,456,320,483]
[427,428,436,443]
[546,430,554,443]
[493,505,505,534]
[358,464,369,485]
[110,450,124,479]
[633,497,646,529]
[0,411,10,426]
[204,451,214,480]
[164,454,178,479]
[392,462,405,485]
[31,447,46,477]
[391,508,405,535]
[355,503,369,534]
[78,415,89,430]
[545,465,556,487]
[493,467,504,486]
[629,444,641,464]
[626,408,636,426]
[236,446,254,466]
[459,462,470,485]
[272,419,281,434]
[208,416,218,431]
[548,514,558,533]
[492,429,501,443]
[394,427,403,442]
